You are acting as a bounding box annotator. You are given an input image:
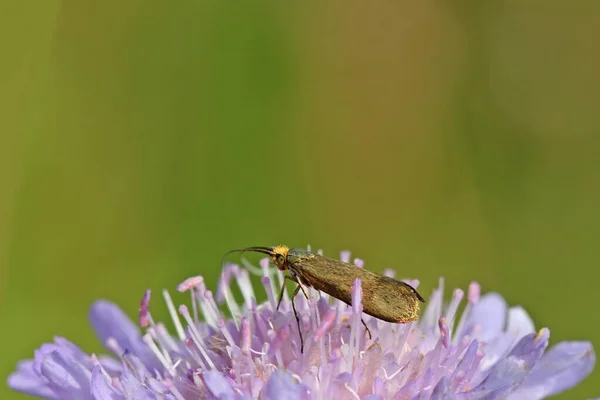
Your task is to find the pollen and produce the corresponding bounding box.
[272,244,289,257]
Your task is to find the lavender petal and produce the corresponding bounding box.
[468,356,529,397]
[507,341,596,400]
[7,360,57,399]
[120,368,159,400]
[469,293,506,341]
[90,365,125,400]
[89,300,143,355]
[431,376,454,400]
[203,370,237,400]
[260,370,311,400]
[40,349,92,399]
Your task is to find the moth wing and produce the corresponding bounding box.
[292,255,422,323]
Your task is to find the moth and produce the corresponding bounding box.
[224,245,425,352]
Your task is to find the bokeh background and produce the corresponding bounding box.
[1,1,599,399]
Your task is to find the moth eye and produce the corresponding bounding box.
[276,254,285,264]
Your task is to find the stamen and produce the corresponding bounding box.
[344,383,361,400]
[165,384,186,400]
[268,327,289,367]
[177,276,204,292]
[421,278,444,329]
[261,276,277,311]
[178,276,204,324]
[350,279,363,369]
[468,282,480,304]
[454,282,480,342]
[236,269,256,307]
[445,289,464,326]
[380,364,404,380]
[439,317,450,349]
[142,334,175,377]
[203,291,224,323]
[353,258,364,268]
[147,325,174,365]
[198,290,218,327]
[184,337,207,369]
[219,265,241,328]
[340,251,351,263]
[240,317,251,355]
[178,305,215,370]
[259,258,271,278]
[163,290,186,340]
[106,337,123,356]
[313,310,336,342]
[217,319,235,348]
[240,258,266,277]
[139,290,151,328]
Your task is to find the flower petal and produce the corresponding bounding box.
[120,368,159,399]
[505,307,535,339]
[507,328,549,369]
[203,370,237,400]
[40,349,92,399]
[469,293,507,341]
[469,356,529,397]
[506,341,596,400]
[260,370,311,400]
[89,300,142,355]
[431,376,454,400]
[7,360,57,399]
[90,365,124,400]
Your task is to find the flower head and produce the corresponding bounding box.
[8,249,596,399]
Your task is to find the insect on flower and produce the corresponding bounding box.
[223,245,425,352]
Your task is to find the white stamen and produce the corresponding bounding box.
[250,348,266,356]
[344,383,360,400]
[220,272,241,329]
[217,319,235,347]
[236,269,256,308]
[162,290,186,340]
[445,289,464,328]
[379,365,404,380]
[204,291,224,323]
[105,337,123,355]
[240,257,268,277]
[183,338,207,370]
[179,306,216,370]
[454,282,480,343]
[142,334,175,377]
[261,276,277,311]
[190,290,199,324]
[147,326,174,366]
[198,291,219,327]
[163,380,186,400]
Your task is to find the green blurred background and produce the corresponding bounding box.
[1,1,598,399]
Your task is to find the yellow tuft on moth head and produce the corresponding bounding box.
[270,245,290,270]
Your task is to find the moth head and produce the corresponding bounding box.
[270,245,290,270]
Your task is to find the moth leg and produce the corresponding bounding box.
[290,284,304,353]
[297,280,310,301]
[276,275,299,311]
[361,318,372,340]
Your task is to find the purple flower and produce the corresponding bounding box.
[8,249,596,399]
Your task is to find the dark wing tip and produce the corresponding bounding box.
[402,280,425,302]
